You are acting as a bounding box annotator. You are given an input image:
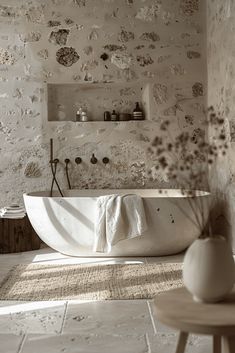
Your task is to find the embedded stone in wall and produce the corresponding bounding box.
[56,47,80,67]
[180,0,199,16]
[191,127,204,144]
[140,32,160,42]
[170,64,186,75]
[48,20,61,27]
[139,133,150,142]
[0,5,18,18]
[49,29,70,45]
[30,95,38,103]
[37,49,49,59]
[187,50,201,59]
[135,45,145,50]
[72,74,81,81]
[192,82,203,97]
[136,54,154,67]
[118,29,135,42]
[88,29,99,41]
[162,11,175,25]
[0,48,14,65]
[185,115,194,125]
[25,5,45,24]
[100,53,109,61]
[153,83,169,104]
[135,5,160,22]
[24,162,41,178]
[126,0,133,4]
[83,46,93,55]
[65,18,74,25]
[84,72,93,81]
[130,162,146,186]
[111,53,133,69]
[80,60,98,71]
[103,44,126,52]
[13,88,23,99]
[19,32,41,42]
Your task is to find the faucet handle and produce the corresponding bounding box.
[75,157,82,164]
[102,157,109,164]
[90,153,98,164]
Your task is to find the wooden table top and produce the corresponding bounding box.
[153,287,235,335]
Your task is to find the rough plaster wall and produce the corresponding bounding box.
[207,0,235,243]
[0,0,206,207]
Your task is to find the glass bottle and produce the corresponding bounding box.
[111,110,118,121]
[132,102,144,120]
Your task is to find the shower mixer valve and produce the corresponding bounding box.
[75,157,82,164]
[102,157,109,164]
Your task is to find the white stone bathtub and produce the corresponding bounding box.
[23,189,210,257]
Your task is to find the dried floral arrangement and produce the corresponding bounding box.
[149,106,228,237]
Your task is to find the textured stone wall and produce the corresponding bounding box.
[0,0,206,206]
[207,0,235,244]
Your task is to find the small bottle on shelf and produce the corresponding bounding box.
[104,111,111,121]
[80,110,89,122]
[110,110,119,121]
[76,107,83,122]
[132,102,144,120]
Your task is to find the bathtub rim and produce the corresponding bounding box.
[23,189,211,199]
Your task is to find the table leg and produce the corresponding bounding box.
[213,335,221,353]
[222,336,235,353]
[175,332,188,353]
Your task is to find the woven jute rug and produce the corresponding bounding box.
[0,262,183,301]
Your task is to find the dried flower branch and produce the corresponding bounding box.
[149,107,228,237]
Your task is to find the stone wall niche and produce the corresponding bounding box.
[47,82,152,122]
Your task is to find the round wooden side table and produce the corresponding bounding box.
[153,287,235,353]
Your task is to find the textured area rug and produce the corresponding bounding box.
[0,263,183,301]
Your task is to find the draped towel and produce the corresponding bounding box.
[93,194,147,253]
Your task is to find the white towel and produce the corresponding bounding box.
[93,194,147,253]
[0,205,26,219]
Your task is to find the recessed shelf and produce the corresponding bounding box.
[47,81,153,122]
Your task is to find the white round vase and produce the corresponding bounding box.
[183,236,235,303]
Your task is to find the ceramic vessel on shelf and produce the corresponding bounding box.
[183,236,235,303]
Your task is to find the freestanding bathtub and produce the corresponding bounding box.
[23,189,210,257]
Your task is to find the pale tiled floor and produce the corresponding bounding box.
[0,248,211,353]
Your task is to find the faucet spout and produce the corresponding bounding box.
[90,153,98,164]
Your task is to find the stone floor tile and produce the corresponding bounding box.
[0,333,24,353]
[63,299,154,335]
[147,299,177,334]
[147,333,211,353]
[21,333,148,353]
[0,301,67,335]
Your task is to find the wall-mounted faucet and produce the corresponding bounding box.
[102,157,109,164]
[90,153,98,164]
[64,158,71,190]
[75,157,82,164]
[49,138,64,197]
